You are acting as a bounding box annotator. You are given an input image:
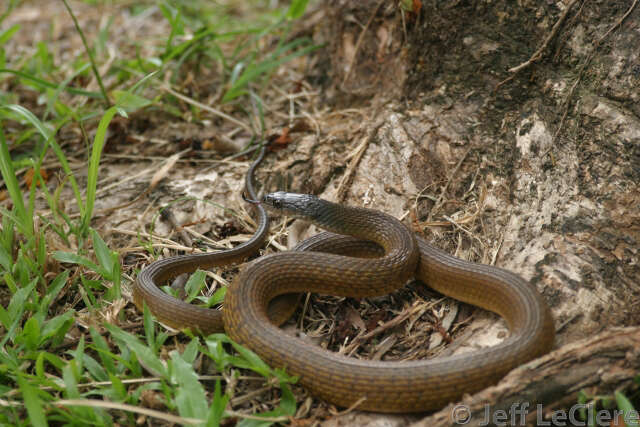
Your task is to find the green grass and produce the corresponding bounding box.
[574,386,640,427]
[0,0,314,425]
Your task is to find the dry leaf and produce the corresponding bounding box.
[149,153,181,190]
[272,127,292,148]
[24,168,50,187]
[202,138,216,150]
[345,305,366,331]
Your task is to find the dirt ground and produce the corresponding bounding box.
[3,0,639,425]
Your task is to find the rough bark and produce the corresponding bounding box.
[307,0,640,424]
[412,327,640,427]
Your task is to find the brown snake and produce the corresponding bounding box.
[133,146,555,412]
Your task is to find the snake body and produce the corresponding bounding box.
[133,152,555,412]
[134,146,298,332]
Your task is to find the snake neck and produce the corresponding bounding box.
[308,199,414,254]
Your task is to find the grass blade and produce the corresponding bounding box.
[171,350,208,420]
[81,106,120,234]
[222,41,318,102]
[0,68,102,97]
[91,228,114,280]
[207,379,229,426]
[43,62,91,121]
[1,104,84,217]
[104,323,168,377]
[0,129,30,234]
[52,251,100,273]
[286,0,310,20]
[185,270,206,303]
[17,376,48,427]
[0,23,20,45]
[60,0,110,106]
[615,391,639,427]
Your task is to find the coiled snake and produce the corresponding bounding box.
[133,146,554,412]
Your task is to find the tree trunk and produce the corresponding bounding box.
[303,0,640,424]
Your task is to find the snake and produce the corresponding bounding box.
[133,146,555,413]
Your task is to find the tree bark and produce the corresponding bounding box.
[307,0,640,424]
[412,327,640,427]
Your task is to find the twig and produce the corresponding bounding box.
[335,119,385,203]
[508,0,581,74]
[158,83,253,135]
[552,0,590,62]
[329,396,368,416]
[224,409,290,422]
[55,399,290,424]
[342,302,424,356]
[426,147,471,222]
[597,0,638,42]
[495,0,581,90]
[553,0,639,142]
[341,0,386,87]
[4,374,264,397]
[442,214,485,249]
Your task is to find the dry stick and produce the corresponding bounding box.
[597,0,638,41]
[158,83,253,135]
[495,0,581,89]
[330,396,368,417]
[509,0,581,73]
[552,0,590,62]
[55,399,290,424]
[416,210,480,228]
[342,302,425,356]
[50,150,187,220]
[4,375,263,397]
[94,166,155,195]
[553,0,639,142]
[426,147,471,222]
[341,0,386,87]
[110,228,182,245]
[230,385,276,406]
[442,213,485,249]
[335,119,385,203]
[55,400,200,425]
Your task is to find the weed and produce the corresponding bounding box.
[0,0,313,424]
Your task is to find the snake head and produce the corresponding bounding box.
[262,191,323,220]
